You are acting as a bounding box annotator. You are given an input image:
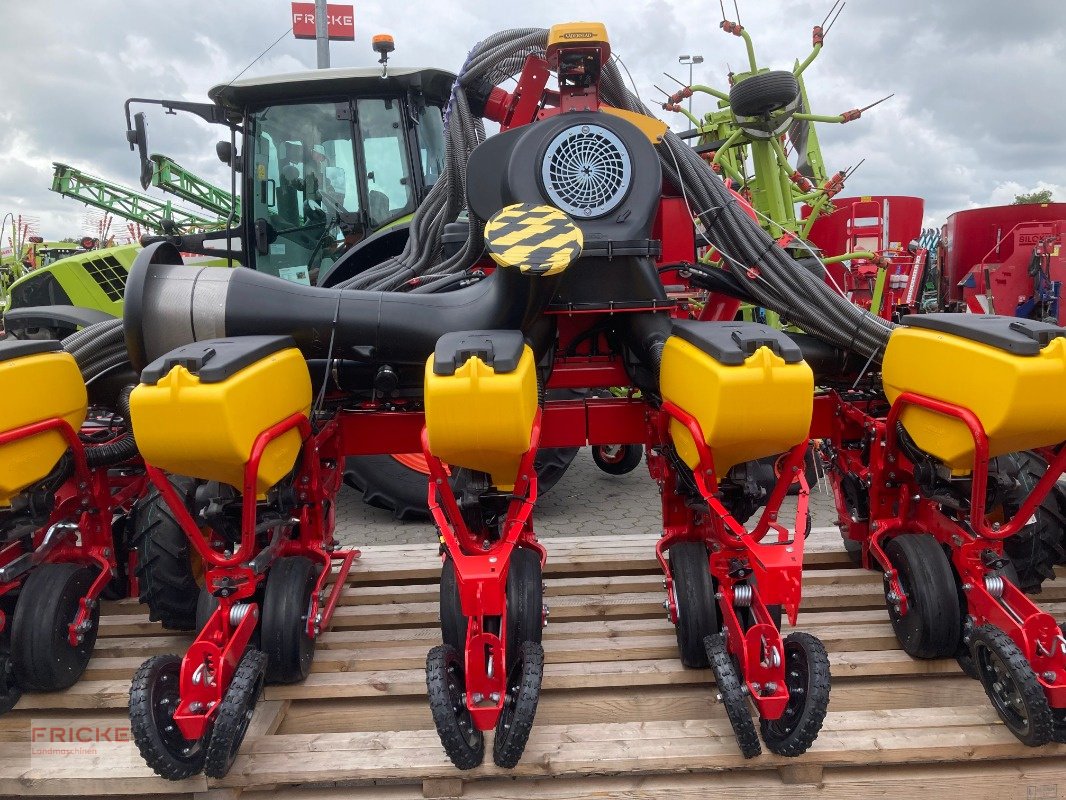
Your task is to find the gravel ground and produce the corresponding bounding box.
[334,448,840,548]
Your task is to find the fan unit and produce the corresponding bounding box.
[540,123,632,218]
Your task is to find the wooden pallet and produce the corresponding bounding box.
[1,530,1064,800]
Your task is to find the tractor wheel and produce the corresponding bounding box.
[11,563,99,691]
[131,477,202,630]
[204,649,267,778]
[759,632,832,756]
[261,557,318,684]
[729,70,800,118]
[492,641,545,768]
[345,447,580,521]
[704,632,761,758]
[883,534,961,659]
[999,451,1066,592]
[970,624,1053,746]
[592,444,643,475]
[669,542,718,668]
[129,654,207,780]
[426,644,485,770]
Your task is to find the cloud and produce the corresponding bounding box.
[1,0,1062,238]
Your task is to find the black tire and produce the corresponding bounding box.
[493,640,544,768]
[11,563,99,691]
[129,654,207,780]
[261,557,318,684]
[1000,451,1066,592]
[883,534,961,659]
[729,70,800,118]
[426,643,484,770]
[669,542,718,668]
[704,633,761,758]
[506,547,543,669]
[592,444,643,475]
[195,588,219,635]
[1054,626,1066,744]
[0,595,21,714]
[131,477,201,630]
[99,512,131,602]
[970,624,1053,746]
[204,648,267,778]
[344,447,580,521]
[439,558,467,652]
[759,632,831,756]
[841,535,864,567]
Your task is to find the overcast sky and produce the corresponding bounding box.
[2,0,1062,240]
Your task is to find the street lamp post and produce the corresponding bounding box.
[678,54,704,115]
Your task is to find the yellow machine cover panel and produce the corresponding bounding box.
[883,314,1066,470]
[131,337,311,494]
[660,322,813,476]
[0,341,87,506]
[425,331,538,489]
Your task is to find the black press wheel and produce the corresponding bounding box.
[1054,626,1066,744]
[131,476,202,630]
[0,596,20,714]
[704,633,760,758]
[204,648,268,778]
[669,542,718,667]
[883,534,962,659]
[11,562,99,691]
[261,556,318,684]
[426,643,484,770]
[492,640,545,768]
[506,547,544,669]
[970,624,1053,746]
[129,654,207,780]
[439,557,467,653]
[759,631,831,756]
[592,444,643,475]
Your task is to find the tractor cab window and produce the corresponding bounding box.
[356,98,414,229]
[416,104,446,189]
[250,101,362,285]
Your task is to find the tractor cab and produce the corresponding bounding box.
[125,67,453,287]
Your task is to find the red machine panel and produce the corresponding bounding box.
[941,203,1066,321]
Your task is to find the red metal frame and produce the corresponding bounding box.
[649,402,810,720]
[148,415,358,740]
[421,411,545,731]
[820,389,1066,709]
[0,414,144,656]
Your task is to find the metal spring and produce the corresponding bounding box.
[229,602,254,626]
[733,585,753,608]
[984,575,1005,598]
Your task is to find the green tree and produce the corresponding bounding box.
[1012,188,1054,205]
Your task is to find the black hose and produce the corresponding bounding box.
[84,385,138,468]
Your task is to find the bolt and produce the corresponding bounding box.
[893,605,901,614]
[472,692,484,703]
[188,702,205,713]
[1042,671,1056,682]
[785,546,794,553]
[662,600,669,609]
[490,692,500,703]
[962,583,973,591]
[886,591,899,603]
[991,522,1001,532]
[764,682,778,694]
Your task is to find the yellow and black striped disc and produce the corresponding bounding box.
[484,203,583,276]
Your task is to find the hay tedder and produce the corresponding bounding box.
[0,337,143,714]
